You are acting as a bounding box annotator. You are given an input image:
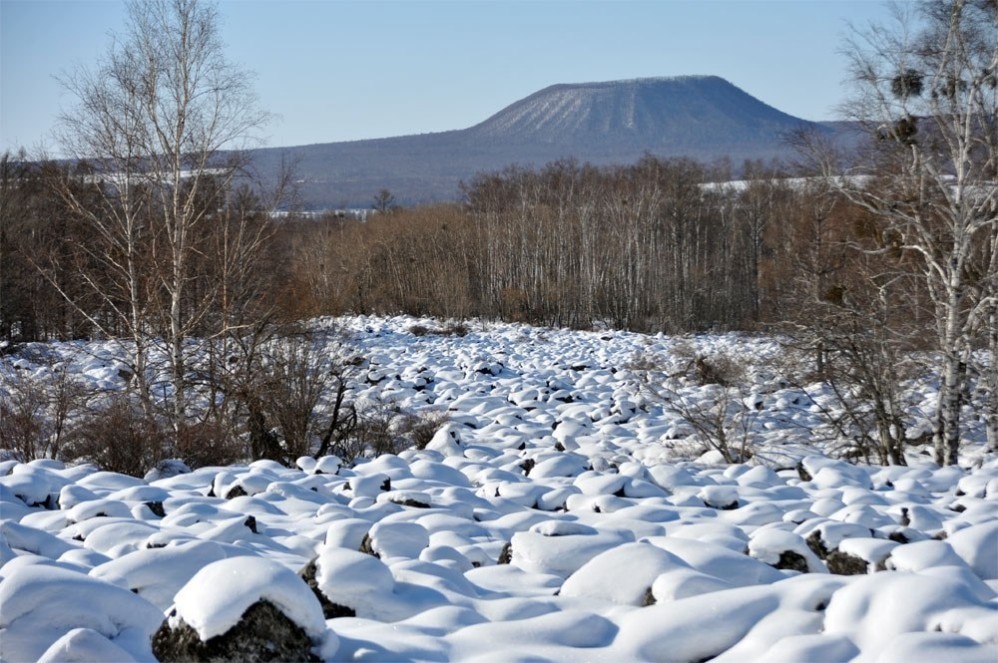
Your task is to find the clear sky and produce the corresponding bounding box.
[1,0,894,155]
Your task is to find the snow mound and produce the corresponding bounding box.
[559,541,688,605]
[3,315,997,661]
[0,564,163,662]
[169,556,326,641]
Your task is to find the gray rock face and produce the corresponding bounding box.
[152,600,319,662]
[806,531,871,575]
[299,560,357,620]
[775,550,811,573]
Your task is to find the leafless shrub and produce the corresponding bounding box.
[344,401,407,461]
[440,323,469,337]
[407,322,469,338]
[402,410,450,450]
[260,338,333,460]
[670,341,748,387]
[0,364,89,461]
[775,338,919,466]
[0,371,48,461]
[209,326,358,466]
[63,393,165,477]
[174,418,245,469]
[631,345,756,464]
[332,403,448,463]
[661,385,755,464]
[624,351,664,373]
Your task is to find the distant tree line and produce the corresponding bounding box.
[280,156,869,331]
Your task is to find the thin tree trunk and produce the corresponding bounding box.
[987,303,998,452]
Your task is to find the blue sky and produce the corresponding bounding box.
[1,0,893,154]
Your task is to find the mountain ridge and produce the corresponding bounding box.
[247,76,846,209]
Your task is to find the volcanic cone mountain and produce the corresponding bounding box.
[250,76,841,208]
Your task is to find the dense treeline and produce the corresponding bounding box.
[0,151,929,338]
[280,156,886,333]
[1,151,284,345]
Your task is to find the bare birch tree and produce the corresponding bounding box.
[55,0,269,428]
[837,0,997,465]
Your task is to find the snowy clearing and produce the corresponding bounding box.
[1,316,996,661]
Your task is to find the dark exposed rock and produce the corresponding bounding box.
[805,531,829,559]
[244,516,258,534]
[888,531,910,545]
[806,531,871,575]
[224,485,248,500]
[299,560,358,620]
[152,600,320,662]
[643,587,656,607]
[358,533,379,558]
[703,497,739,510]
[392,497,431,509]
[774,550,810,573]
[497,542,513,565]
[825,550,869,575]
[144,501,166,518]
[520,458,535,476]
[796,461,812,482]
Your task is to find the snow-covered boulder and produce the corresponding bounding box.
[153,556,334,662]
[0,564,163,662]
[946,521,998,580]
[301,547,395,618]
[506,524,633,578]
[425,424,463,456]
[644,536,785,587]
[361,521,430,560]
[748,527,827,573]
[559,541,688,605]
[90,540,246,611]
[37,627,141,663]
[823,572,996,660]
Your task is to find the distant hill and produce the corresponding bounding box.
[248,76,850,209]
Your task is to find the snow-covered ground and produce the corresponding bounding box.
[1,316,996,662]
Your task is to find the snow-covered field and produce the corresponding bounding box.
[1,316,996,662]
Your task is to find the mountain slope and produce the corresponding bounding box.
[466,75,814,149]
[249,76,841,209]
